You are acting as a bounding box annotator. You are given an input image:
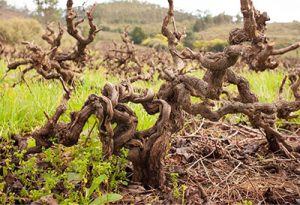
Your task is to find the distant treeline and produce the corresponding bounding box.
[192,11,241,32]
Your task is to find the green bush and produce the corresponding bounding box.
[142,33,185,51]
[129,27,147,45]
[142,34,168,50]
[183,32,197,48]
[193,19,207,32]
[193,38,228,52]
[0,18,43,45]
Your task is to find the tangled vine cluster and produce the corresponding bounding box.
[3,0,300,193]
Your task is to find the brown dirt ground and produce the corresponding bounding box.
[119,116,300,204]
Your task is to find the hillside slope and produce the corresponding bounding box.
[93,1,195,24]
[197,22,300,48]
[91,1,196,34]
[0,7,28,20]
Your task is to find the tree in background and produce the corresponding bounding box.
[212,12,233,24]
[34,0,61,24]
[193,18,206,32]
[235,14,243,24]
[129,27,147,45]
[0,0,7,9]
[193,10,234,32]
[183,32,197,48]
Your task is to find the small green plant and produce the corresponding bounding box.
[171,172,180,199]
[193,38,228,52]
[181,185,187,205]
[80,175,123,205]
[170,172,187,204]
[241,200,253,205]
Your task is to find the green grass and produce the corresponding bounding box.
[189,69,294,103]
[243,70,292,102]
[0,60,299,137]
[0,61,161,137]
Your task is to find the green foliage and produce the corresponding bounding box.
[27,138,36,149]
[0,18,43,45]
[183,32,197,48]
[34,0,61,24]
[212,13,233,25]
[0,131,125,204]
[0,60,159,137]
[193,11,233,32]
[170,172,187,204]
[85,175,108,199]
[129,27,147,45]
[193,38,228,52]
[237,200,253,205]
[170,172,180,199]
[0,0,7,8]
[89,193,123,205]
[106,148,129,191]
[142,34,168,50]
[79,174,122,205]
[193,18,207,32]
[0,62,132,203]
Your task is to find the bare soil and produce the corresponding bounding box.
[120,117,300,204]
